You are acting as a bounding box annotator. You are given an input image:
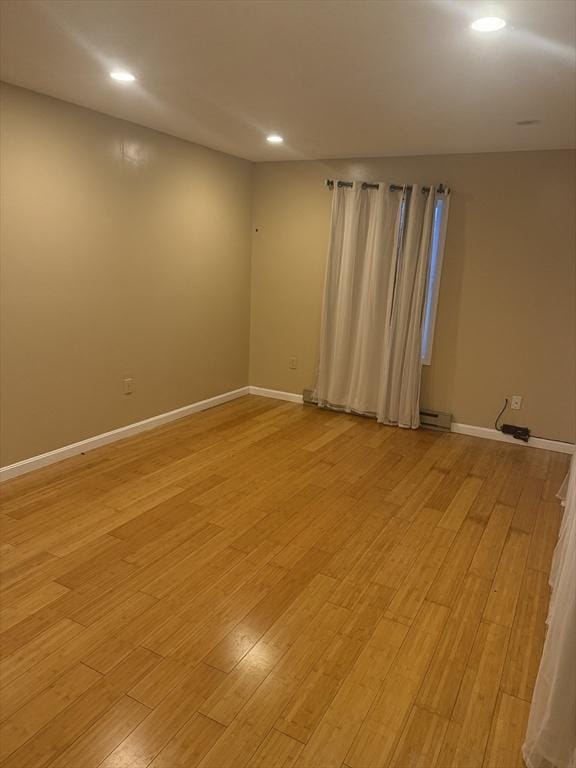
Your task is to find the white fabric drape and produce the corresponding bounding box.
[523,454,576,768]
[314,181,442,428]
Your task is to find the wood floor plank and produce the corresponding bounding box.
[203,546,333,673]
[148,712,226,768]
[417,574,491,719]
[0,607,62,659]
[438,476,484,531]
[0,663,101,761]
[498,452,528,508]
[469,504,515,581]
[199,574,337,728]
[0,582,70,632]
[1,592,157,720]
[0,618,85,688]
[345,602,449,768]
[511,477,544,534]
[246,729,304,768]
[0,396,564,768]
[436,719,463,768]
[385,527,454,624]
[99,663,226,768]
[483,530,530,627]
[390,705,449,768]
[46,695,151,768]
[450,622,510,768]
[197,601,350,767]
[128,656,197,709]
[528,500,563,574]
[500,568,549,701]
[483,692,531,768]
[427,518,484,606]
[1,647,161,768]
[276,608,403,745]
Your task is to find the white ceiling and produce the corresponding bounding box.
[1,0,575,161]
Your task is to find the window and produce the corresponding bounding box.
[421,195,448,365]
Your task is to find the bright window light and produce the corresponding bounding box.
[394,192,447,365]
[266,134,284,144]
[471,17,506,32]
[421,196,449,365]
[110,71,136,83]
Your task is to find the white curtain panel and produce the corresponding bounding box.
[523,454,576,768]
[315,181,442,428]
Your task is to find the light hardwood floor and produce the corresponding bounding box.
[0,396,569,768]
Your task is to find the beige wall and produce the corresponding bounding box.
[2,83,574,466]
[250,152,576,443]
[0,83,253,465]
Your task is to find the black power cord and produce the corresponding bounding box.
[494,398,508,432]
[494,398,531,442]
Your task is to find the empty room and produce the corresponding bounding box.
[0,1,575,767]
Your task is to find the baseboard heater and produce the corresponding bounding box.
[303,389,316,405]
[419,408,452,431]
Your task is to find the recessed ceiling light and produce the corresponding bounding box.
[110,71,136,83]
[266,134,284,144]
[471,17,506,32]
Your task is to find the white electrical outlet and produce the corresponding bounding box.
[510,395,522,410]
[289,356,298,370]
[123,377,134,395]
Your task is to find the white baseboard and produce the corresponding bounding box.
[0,386,250,482]
[451,422,574,455]
[248,386,304,404]
[246,390,574,454]
[3,386,572,482]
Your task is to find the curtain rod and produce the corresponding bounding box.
[326,179,448,194]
